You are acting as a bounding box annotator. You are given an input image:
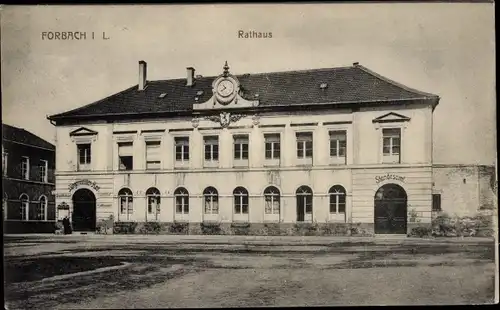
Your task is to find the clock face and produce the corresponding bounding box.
[216,80,234,97]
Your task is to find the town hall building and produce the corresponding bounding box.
[48,60,442,235]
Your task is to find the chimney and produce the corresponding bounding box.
[138,60,147,91]
[353,62,359,66]
[186,67,195,87]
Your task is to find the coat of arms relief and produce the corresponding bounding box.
[192,112,260,129]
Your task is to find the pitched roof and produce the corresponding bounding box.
[49,64,439,121]
[2,124,55,150]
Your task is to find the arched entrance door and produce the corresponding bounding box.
[374,184,407,234]
[72,189,96,232]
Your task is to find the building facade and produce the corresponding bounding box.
[48,61,441,235]
[2,124,56,233]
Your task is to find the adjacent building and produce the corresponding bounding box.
[2,123,56,233]
[48,61,441,235]
[432,164,497,217]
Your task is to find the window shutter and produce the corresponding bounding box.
[175,137,189,146]
[118,143,133,156]
[233,135,248,144]
[146,142,160,161]
[296,132,312,142]
[265,134,280,143]
[329,131,346,141]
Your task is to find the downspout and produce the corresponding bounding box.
[478,166,481,211]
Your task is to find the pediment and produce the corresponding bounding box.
[69,127,98,136]
[372,112,411,123]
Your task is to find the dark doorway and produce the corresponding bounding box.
[296,186,312,222]
[374,183,407,234]
[72,189,96,232]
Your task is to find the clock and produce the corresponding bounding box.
[216,80,235,97]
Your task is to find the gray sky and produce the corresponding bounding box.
[1,4,496,165]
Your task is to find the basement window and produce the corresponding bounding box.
[118,142,134,171]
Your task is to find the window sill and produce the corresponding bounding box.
[263,159,280,167]
[173,220,189,224]
[233,159,249,168]
[175,213,190,222]
[328,213,347,222]
[296,158,313,166]
[203,162,220,168]
[382,155,400,164]
[329,157,347,165]
[263,215,280,223]
[174,162,190,169]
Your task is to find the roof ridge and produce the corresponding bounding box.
[355,65,439,98]
[149,65,355,82]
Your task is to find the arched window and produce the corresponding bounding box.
[296,186,313,221]
[174,187,189,214]
[38,195,47,221]
[146,187,161,215]
[203,187,218,214]
[19,194,29,221]
[329,185,346,214]
[233,187,249,215]
[264,186,280,214]
[118,188,133,219]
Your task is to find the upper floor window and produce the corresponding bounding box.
[264,134,281,160]
[329,131,347,163]
[174,187,189,214]
[203,186,219,214]
[145,141,161,170]
[2,151,7,176]
[204,136,219,162]
[21,156,30,180]
[382,128,401,163]
[118,142,134,170]
[233,187,249,215]
[39,160,48,183]
[77,143,91,171]
[233,135,249,160]
[329,185,346,214]
[296,132,313,159]
[118,188,133,219]
[146,187,161,216]
[175,137,190,162]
